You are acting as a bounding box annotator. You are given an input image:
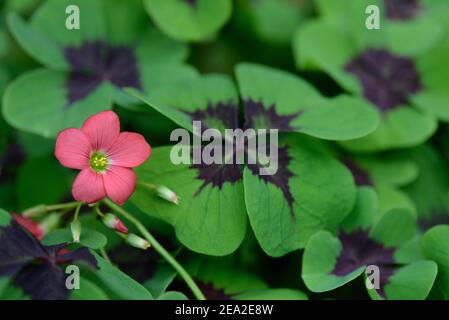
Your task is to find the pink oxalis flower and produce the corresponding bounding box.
[55,110,151,205]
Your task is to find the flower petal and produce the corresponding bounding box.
[55,128,91,169]
[103,166,136,205]
[12,214,45,240]
[107,132,151,167]
[81,110,120,151]
[72,168,106,204]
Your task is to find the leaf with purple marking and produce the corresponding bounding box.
[144,0,232,42]
[0,208,98,300]
[130,74,239,135]
[130,74,360,256]
[131,145,247,256]
[0,208,153,300]
[243,134,356,256]
[294,19,442,151]
[3,0,196,138]
[235,63,379,141]
[130,75,248,255]
[302,190,437,299]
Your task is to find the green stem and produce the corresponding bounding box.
[93,203,104,217]
[46,202,80,212]
[103,198,206,300]
[73,203,82,221]
[99,248,112,263]
[22,202,82,218]
[137,181,156,190]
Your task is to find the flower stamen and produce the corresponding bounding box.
[90,152,109,172]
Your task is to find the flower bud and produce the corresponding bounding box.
[39,213,61,234]
[22,204,46,218]
[70,220,82,243]
[155,185,179,205]
[126,233,150,250]
[13,214,45,240]
[102,213,128,234]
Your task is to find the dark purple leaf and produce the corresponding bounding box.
[0,220,46,276]
[0,218,98,300]
[14,262,69,300]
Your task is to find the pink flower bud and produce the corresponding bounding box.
[102,213,128,234]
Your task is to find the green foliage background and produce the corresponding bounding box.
[1,0,449,300]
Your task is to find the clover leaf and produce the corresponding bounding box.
[422,225,449,299]
[0,208,153,300]
[342,152,418,215]
[128,67,367,256]
[403,145,449,232]
[236,0,312,45]
[294,4,449,151]
[2,0,197,138]
[302,188,437,299]
[144,0,232,42]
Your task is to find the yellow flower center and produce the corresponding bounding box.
[90,152,109,172]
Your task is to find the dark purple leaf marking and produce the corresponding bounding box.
[332,229,397,297]
[385,0,421,21]
[0,218,98,300]
[192,159,244,195]
[197,281,231,300]
[183,101,297,212]
[184,102,244,194]
[342,158,373,186]
[183,0,198,7]
[185,101,239,132]
[244,99,301,131]
[345,48,422,111]
[65,41,141,105]
[244,99,298,215]
[418,209,449,232]
[247,146,295,210]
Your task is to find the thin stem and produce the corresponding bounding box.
[137,182,156,190]
[93,203,104,218]
[99,248,112,263]
[73,203,82,221]
[46,202,80,212]
[103,198,206,300]
[22,202,81,217]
